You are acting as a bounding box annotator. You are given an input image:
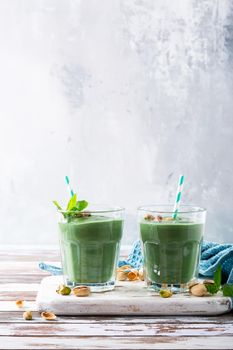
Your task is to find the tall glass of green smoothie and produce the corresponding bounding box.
[58,204,124,292]
[138,205,206,292]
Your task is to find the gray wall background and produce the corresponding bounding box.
[0,0,232,245]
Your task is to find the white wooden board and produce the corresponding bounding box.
[36,276,232,316]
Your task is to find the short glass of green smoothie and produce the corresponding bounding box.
[58,205,124,292]
[138,205,206,292]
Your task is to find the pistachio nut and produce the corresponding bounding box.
[56,284,71,295]
[202,279,214,285]
[144,214,155,221]
[163,217,174,221]
[190,283,208,297]
[23,311,32,320]
[72,285,91,297]
[127,269,139,281]
[41,311,57,320]
[188,280,199,291]
[139,268,144,281]
[159,289,173,298]
[117,271,128,281]
[15,300,24,308]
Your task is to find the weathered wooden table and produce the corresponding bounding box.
[1,246,233,349]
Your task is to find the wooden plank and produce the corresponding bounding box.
[36,276,232,316]
[0,276,48,284]
[0,283,39,300]
[0,321,233,337]
[0,283,40,292]
[0,301,37,312]
[0,336,233,349]
[0,261,60,273]
[0,312,232,324]
[0,250,60,262]
[0,291,37,301]
[0,314,232,325]
[0,245,59,250]
[0,261,51,283]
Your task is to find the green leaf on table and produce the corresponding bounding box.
[204,265,222,295]
[52,201,63,211]
[66,193,77,211]
[205,283,220,295]
[222,284,233,297]
[76,200,88,211]
[214,265,222,289]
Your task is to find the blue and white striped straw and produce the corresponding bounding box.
[65,176,74,197]
[172,175,185,219]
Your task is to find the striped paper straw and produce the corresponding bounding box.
[172,175,185,219]
[65,176,74,197]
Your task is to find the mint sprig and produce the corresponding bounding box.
[205,265,221,295]
[66,193,77,211]
[205,283,220,294]
[204,265,233,297]
[76,200,88,211]
[53,193,89,218]
[53,201,63,211]
[222,284,233,297]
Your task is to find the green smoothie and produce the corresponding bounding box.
[140,219,203,285]
[59,215,123,285]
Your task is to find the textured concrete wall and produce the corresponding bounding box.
[0,0,232,244]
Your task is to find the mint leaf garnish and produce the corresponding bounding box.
[76,200,88,211]
[202,266,233,297]
[53,193,89,219]
[222,284,233,297]
[53,201,63,211]
[204,265,222,295]
[205,283,220,295]
[214,265,221,289]
[66,193,77,211]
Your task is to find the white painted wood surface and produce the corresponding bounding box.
[36,276,232,316]
[1,336,233,350]
[1,246,233,350]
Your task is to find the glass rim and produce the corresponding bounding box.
[58,204,124,214]
[137,204,206,214]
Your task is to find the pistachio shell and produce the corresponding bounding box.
[127,269,139,281]
[15,300,24,308]
[41,311,57,320]
[117,265,132,272]
[144,214,155,221]
[117,271,128,281]
[72,285,91,297]
[203,279,214,285]
[190,283,207,297]
[81,212,91,217]
[159,290,173,298]
[163,217,174,221]
[23,311,32,320]
[188,280,199,290]
[139,269,144,281]
[156,215,163,222]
